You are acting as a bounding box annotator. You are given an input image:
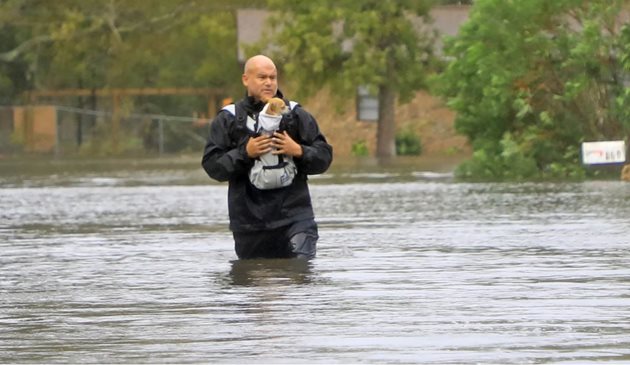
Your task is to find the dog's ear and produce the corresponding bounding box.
[267,97,287,115]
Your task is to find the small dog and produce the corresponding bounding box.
[266,97,288,116]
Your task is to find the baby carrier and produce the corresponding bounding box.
[222,100,299,190]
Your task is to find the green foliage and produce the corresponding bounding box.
[0,0,242,113]
[395,128,422,156]
[436,0,630,180]
[264,0,438,102]
[0,20,30,103]
[260,0,438,158]
[351,140,369,157]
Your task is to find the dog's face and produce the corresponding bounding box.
[266,97,288,116]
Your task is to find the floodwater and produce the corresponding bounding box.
[1,159,629,364]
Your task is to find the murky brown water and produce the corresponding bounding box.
[1,159,629,363]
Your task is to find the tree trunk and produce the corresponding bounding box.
[376,83,396,160]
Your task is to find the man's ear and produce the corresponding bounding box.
[241,73,248,87]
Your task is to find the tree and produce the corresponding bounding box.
[436,0,630,180]
[0,0,251,111]
[260,0,438,159]
[438,0,473,4]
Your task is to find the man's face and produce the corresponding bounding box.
[242,60,278,103]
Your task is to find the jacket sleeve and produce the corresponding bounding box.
[294,107,333,175]
[201,111,253,182]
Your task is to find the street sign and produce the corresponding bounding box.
[581,140,626,165]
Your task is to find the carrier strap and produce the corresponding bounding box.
[222,104,236,115]
[222,101,298,133]
[221,100,298,115]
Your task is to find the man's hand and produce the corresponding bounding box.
[271,131,303,158]
[246,135,272,158]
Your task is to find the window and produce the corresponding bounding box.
[356,86,378,121]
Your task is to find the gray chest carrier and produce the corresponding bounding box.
[222,101,299,190]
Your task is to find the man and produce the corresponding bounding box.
[201,55,333,260]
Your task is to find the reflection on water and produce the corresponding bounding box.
[1,161,630,363]
[227,259,315,286]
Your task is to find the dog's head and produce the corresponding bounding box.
[266,97,288,116]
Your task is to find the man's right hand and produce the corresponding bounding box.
[246,135,272,158]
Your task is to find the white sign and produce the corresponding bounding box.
[581,140,626,165]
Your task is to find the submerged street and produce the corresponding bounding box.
[1,160,629,363]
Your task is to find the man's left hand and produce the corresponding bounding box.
[271,131,303,158]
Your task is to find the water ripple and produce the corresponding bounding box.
[1,180,629,363]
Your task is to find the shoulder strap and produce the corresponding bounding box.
[222,102,258,131]
[223,100,298,114]
[221,100,299,132]
[221,104,236,115]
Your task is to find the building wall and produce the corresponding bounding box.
[236,6,471,62]
[302,89,469,158]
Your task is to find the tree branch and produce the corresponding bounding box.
[0,1,200,63]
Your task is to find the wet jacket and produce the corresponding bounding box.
[201,92,333,232]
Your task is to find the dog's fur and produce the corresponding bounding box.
[266,97,288,116]
[622,164,630,182]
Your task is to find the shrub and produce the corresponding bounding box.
[395,128,422,156]
[351,140,369,157]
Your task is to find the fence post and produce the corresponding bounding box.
[112,93,121,153]
[158,118,164,156]
[55,107,60,157]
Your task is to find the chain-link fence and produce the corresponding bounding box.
[0,105,212,156]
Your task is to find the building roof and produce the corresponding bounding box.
[236,6,471,62]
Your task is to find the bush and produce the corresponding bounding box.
[351,140,369,157]
[395,129,422,156]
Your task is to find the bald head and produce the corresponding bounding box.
[244,55,276,74]
[242,55,278,102]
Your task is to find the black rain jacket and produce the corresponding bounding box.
[201,91,333,232]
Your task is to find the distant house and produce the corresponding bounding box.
[236,6,471,62]
[235,6,472,158]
